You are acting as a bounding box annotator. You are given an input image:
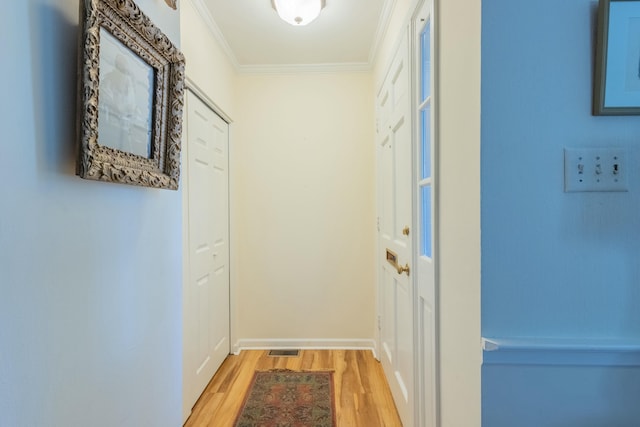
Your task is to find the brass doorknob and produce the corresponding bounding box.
[396,263,410,276]
[402,226,410,236]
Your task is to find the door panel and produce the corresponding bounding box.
[210,114,230,368]
[419,297,435,426]
[377,31,414,427]
[393,114,411,246]
[183,91,230,422]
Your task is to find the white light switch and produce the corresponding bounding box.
[564,148,628,192]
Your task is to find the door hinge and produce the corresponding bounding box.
[377,315,382,331]
[377,216,380,232]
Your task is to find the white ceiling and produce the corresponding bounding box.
[193,0,391,71]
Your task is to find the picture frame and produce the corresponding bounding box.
[594,0,640,115]
[76,0,185,189]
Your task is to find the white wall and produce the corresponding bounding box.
[233,72,376,345]
[372,0,482,425]
[0,1,183,426]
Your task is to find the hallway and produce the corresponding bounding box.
[1,1,481,425]
[184,350,402,426]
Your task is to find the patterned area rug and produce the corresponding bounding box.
[233,370,336,427]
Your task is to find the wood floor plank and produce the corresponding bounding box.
[183,350,403,427]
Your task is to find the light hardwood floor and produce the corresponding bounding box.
[184,349,403,427]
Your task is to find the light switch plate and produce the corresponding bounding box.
[564,148,628,192]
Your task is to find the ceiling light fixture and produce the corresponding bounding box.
[271,0,326,26]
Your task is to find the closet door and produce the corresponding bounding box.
[182,91,230,422]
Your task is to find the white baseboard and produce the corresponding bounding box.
[233,338,377,357]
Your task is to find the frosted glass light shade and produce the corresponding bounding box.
[272,0,325,26]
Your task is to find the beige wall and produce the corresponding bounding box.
[180,3,377,346]
[437,0,483,424]
[180,0,237,118]
[233,72,376,344]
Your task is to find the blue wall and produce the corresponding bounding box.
[482,0,640,425]
[483,364,640,427]
[0,2,183,426]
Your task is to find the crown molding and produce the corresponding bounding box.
[237,62,372,75]
[186,0,240,69]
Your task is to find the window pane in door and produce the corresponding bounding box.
[421,185,432,258]
[421,22,431,101]
[421,105,431,180]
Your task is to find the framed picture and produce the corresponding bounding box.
[594,0,640,115]
[77,0,185,189]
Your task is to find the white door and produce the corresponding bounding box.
[414,0,438,426]
[182,91,230,422]
[377,31,414,427]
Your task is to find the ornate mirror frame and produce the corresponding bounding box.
[593,0,640,115]
[76,0,185,189]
